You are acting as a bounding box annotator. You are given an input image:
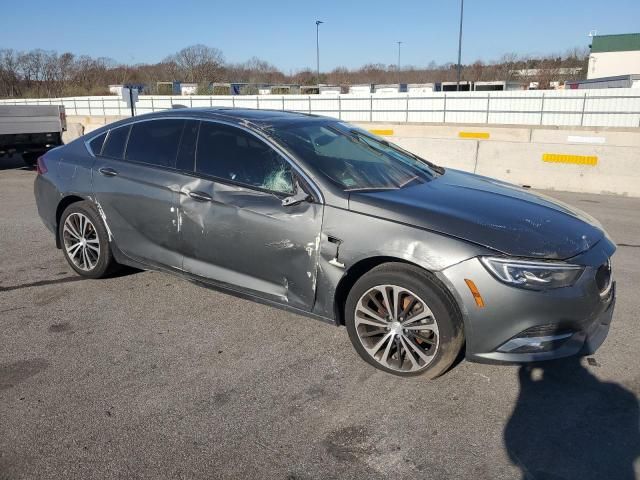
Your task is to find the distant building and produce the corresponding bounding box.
[109,84,145,95]
[373,84,401,94]
[474,81,523,91]
[510,68,583,77]
[406,83,435,94]
[440,81,472,92]
[565,74,640,89]
[180,83,198,95]
[348,84,373,95]
[588,33,640,79]
[319,85,341,95]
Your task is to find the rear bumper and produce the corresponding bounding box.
[439,239,616,364]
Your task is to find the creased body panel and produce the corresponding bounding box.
[91,158,183,269]
[312,205,488,320]
[179,178,323,311]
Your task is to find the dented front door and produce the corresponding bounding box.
[178,178,323,311]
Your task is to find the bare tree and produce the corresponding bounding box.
[164,44,224,83]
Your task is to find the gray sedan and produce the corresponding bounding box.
[33,109,616,377]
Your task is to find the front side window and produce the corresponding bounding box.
[266,121,441,191]
[125,119,185,168]
[196,122,294,195]
[101,125,131,159]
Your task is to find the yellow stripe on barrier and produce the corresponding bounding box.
[369,129,394,136]
[459,131,490,139]
[542,153,598,166]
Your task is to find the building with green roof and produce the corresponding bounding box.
[588,33,640,80]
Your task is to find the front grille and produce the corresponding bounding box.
[595,260,612,294]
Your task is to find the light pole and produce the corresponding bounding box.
[316,20,324,85]
[397,41,403,83]
[456,0,464,91]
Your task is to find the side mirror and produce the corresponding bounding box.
[282,182,311,207]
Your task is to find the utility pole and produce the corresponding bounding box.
[456,0,464,91]
[397,41,403,83]
[316,20,324,85]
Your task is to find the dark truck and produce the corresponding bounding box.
[0,105,67,167]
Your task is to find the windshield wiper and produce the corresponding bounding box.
[348,129,446,175]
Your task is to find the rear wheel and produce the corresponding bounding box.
[58,201,118,278]
[345,263,464,378]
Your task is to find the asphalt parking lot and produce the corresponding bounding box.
[1,157,639,480]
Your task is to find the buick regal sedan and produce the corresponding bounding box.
[34,109,616,377]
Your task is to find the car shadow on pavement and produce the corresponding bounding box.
[504,357,640,480]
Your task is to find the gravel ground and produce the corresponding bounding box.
[1,160,639,480]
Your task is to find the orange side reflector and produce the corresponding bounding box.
[464,279,485,308]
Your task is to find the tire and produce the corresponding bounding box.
[345,263,464,378]
[58,201,118,279]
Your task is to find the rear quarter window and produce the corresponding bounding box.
[101,125,131,159]
[88,131,107,156]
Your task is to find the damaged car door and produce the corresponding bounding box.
[91,119,185,269]
[178,121,323,310]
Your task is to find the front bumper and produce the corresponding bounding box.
[439,239,616,364]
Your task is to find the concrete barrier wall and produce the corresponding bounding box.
[354,123,640,197]
[64,116,640,198]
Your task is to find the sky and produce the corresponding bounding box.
[1,0,639,72]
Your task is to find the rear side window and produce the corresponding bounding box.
[102,125,131,159]
[196,122,294,194]
[125,119,185,168]
[88,132,107,155]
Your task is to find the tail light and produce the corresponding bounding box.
[36,155,48,174]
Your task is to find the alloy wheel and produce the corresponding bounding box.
[62,212,101,271]
[354,284,439,373]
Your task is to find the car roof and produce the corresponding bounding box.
[152,107,327,128]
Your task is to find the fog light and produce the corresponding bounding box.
[497,331,574,353]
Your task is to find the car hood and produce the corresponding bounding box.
[347,169,605,260]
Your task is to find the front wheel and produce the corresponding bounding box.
[345,263,464,378]
[58,201,118,278]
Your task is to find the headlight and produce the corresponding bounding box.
[480,257,584,290]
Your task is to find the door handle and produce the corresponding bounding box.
[98,167,118,177]
[187,190,212,202]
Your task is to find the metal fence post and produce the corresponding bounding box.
[443,93,447,123]
[73,98,78,115]
[256,96,259,110]
[406,96,409,122]
[190,96,193,108]
[232,96,235,108]
[102,97,105,116]
[151,97,155,112]
[369,95,373,122]
[88,98,91,116]
[308,96,312,114]
[282,95,285,111]
[580,94,587,126]
[338,96,342,119]
[539,92,545,125]
[485,95,490,124]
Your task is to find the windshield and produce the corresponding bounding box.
[266,122,442,191]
